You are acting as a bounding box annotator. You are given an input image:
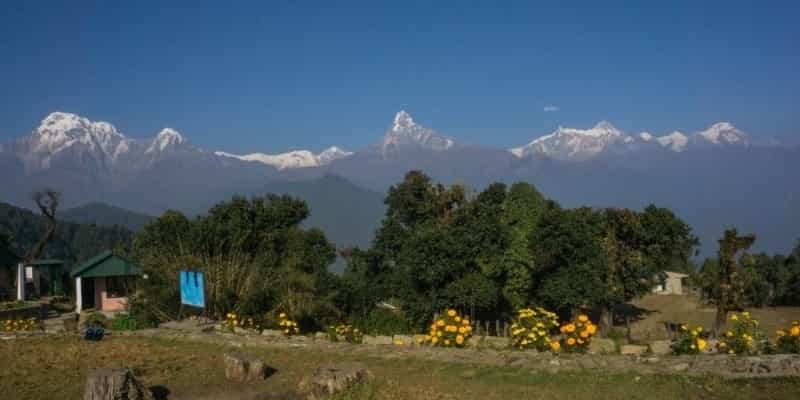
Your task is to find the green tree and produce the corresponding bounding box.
[710,229,756,334]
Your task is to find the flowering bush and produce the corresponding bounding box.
[775,320,800,354]
[671,324,708,354]
[330,324,363,344]
[510,307,560,352]
[222,312,257,332]
[278,312,300,336]
[718,312,762,355]
[559,314,597,353]
[1,318,39,332]
[424,309,472,348]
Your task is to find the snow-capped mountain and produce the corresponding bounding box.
[215,146,352,170]
[510,121,750,160]
[380,111,455,157]
[146,128,186,154]
[696,122,748,146]
[510,121,628,161]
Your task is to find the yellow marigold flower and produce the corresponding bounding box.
[550,340,561,351]
[565,324,576,333]
[719,342,727,348]
[436,331,442,337]
[284,329,289,334]
[444,339,450,346]
[431,337,439,344]
[578,314,589,323]
[726,331,733,337]
[697,339,707,351]
[458,327,466,334]
[730,314,738,321]
[454,316,461,322]
[577,339,584,345]
[680,324,688,331]
[690,344,696,350]
[567,337,576,345]
[580,330,589,338]
[456,335,464,345]
[587,324,597,335]
[437,320,445,327]
[447,309,457,317]
[790,326,800,336]
[462,319,470,326]
[279,313,286,319]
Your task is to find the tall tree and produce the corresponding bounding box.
[712,228,756,334]
[24,189,60,263]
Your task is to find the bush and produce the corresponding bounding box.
[423,309,473,348]
[331,324,364,344]
[510,307,560,352]
[110,314,141,331]
[222,312,258,332]
[718,312,763,355]
[355,308,411,336]
[671,324,708,354]
[1,317,39,332]
[558,314,597,353]
[277,312,300,336]
[775,320,800,354]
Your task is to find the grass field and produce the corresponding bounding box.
[2,336,800,400]
[625,294,800,341]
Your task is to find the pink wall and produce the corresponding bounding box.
[94,277,128,312]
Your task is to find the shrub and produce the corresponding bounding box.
[510,307,560,352]
[331,324,364,344]
[278,312,300,336]
[718,312,762,355]
[110,313,141,331]
[559,314,597,353]
[84,312,108,329]
[355,308,411,336]
[222,312,258,332]
[671,324,708,354]
[424,309,473,348]
[1,317,39,332]
[775,320,800,354]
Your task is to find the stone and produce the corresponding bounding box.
[83,368,153,400]
[670,362,690,372]
[620,344,648,356]
[648,340,672,355]
[223,353,268,382]
[362,335,393,345]
[261,329,283,338]
[588,338,617,354]
[392,335,414,346]
[299,362,371,399]
[480,336,510,349]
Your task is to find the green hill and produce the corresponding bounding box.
[61,202,154,232]
[0,201,134,265]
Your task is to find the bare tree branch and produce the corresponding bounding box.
[24,189,60,263]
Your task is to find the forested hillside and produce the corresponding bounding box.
[61,202,154,232]
[0,201,133,264]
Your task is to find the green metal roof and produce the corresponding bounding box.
[70,251,143,278]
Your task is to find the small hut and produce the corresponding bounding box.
[652,271,690,295]
[70,251,143,313]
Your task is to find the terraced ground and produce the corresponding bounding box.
[2,335,800,400]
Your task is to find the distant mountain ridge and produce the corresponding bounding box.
[1,110,798,258]
[61,202,154,232]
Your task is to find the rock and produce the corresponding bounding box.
[299,362,371,398]
[588,338,617,354]
[83,368,153,400]
[392,335,414,346]
[620,345,648,356]
[481,336,510,349]
[648,340,672,355]
[362,335,393,345]
[223,353,268,382]
[314,332,328,341]
[670,362,690,372]
[261,329,283,338]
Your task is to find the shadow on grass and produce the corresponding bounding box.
[150,385,170,400]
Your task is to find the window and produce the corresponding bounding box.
[106,276,133,298]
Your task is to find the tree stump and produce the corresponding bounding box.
[84,368,153,400]
[223,353,268,382]
[298,362,371,399]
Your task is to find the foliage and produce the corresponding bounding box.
[558,314,597,353]
[331,323,363,344]
[354,308,411,336]
[718,312,763,355]
[131,194,337,327]
[110,313,145,331]
[710,229,756,333]
[1,317,39,332]
[775,320,800,354]
[83,312,108,329]
[671,324,708,354]
[423,309,473,348]
[510,307,560,352]
[278,312,300,336]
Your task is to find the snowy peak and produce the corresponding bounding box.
[147,128,186,153]
[510,120,629,161]
[381,110,454,156]
[215,145,352,170]
[639,132,654,142]
[697,122,748,145]
[656,131,688,152]
[30,111,128,159]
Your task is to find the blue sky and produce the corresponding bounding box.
[1,0,798,153]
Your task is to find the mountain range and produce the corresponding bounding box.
[1,111,798,258]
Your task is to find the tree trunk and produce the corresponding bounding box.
[714,305,727,337]
[599,304,614,333]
